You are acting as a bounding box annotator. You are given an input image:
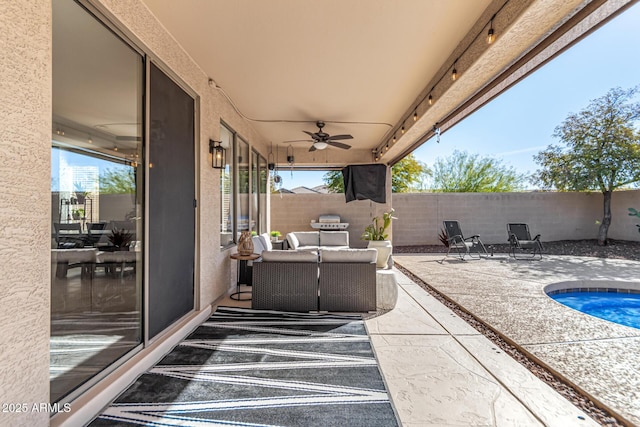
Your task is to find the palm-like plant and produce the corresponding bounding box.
[629,208,640,234]
[438,228,449,247]
[361,209,396,241]
[108,228,133,249]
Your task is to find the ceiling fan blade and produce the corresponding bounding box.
[303,130,318,139]
[328,141,351,150]
[327,134,353,141]
[283,139,314,143]
[308,145,317,152]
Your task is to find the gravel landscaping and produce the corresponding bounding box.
[396,238,640,261]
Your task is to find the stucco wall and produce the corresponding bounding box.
[97,0,272,308]
[271,190,640,246]
[2,0,274,424]
[270,193,394,248]
[0,1,52,426]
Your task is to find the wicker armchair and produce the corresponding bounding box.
[318,249,377,312]
[252,250,319,312]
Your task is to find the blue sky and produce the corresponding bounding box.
[283,2,640,190]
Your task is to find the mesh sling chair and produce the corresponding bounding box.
[442,220,487,260]
[507,223,543,259]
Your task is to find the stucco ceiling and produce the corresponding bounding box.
[138,0,617,166]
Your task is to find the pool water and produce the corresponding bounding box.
[551,291,640,330]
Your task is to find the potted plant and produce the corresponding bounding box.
[73,183,90,204]
[270,230,282,242]
[72,208,85,220]
[361,209,396,268]
[108,228,133,251]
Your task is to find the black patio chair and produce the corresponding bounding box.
[53,222,84,248]
[442,220,487,261]
[507,223,543,259]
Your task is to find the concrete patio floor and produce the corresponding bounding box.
[217,253,640,426]
[393,253,640,426]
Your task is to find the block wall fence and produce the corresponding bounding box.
[270,190,640,246]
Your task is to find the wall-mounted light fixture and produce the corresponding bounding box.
[209,139,226,169]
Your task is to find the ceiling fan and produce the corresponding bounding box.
[298,121,353,151]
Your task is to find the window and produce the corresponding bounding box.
[251,150,259,233]
[236,137,251,236]
[219,124,266,246]
[219,124,234,247]
[258,154,268,233]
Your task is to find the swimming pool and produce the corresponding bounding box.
[549,290,640,330]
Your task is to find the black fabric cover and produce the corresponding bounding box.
[342,164,387,203]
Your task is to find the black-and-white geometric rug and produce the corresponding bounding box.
[91,307,398,426]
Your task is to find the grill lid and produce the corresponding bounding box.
[312,214,349,230]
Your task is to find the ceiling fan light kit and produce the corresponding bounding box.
[300,121,353,152]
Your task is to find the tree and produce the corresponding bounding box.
[322,153,430,193]
[323,170,344,193]
[392,154,431,193]
[534,86,640,245]
[99,167,136,194]
[430,150,525,192]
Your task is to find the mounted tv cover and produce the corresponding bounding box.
[342,164,386,203]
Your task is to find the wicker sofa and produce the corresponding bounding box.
[284,230,349,251]
[252,247,377,312]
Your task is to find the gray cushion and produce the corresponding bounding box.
[286,232,300,250]
[52,248,97,263]
[252,235,266,254]
[261,250,318,263]
[320,248,377,263]
[293,231,320,247]
[259,232,273,251]
[319,231,349,247]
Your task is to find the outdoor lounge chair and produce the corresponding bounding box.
[507,223,543,259]
[442,220,487,260]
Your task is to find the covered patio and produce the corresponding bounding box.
[214,252,640,425]
[3,1,640,426]
[91,251,640,425]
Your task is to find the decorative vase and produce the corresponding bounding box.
[237,231,254,256]
[368,240,393,269]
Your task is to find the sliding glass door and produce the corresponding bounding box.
[51,0,144,402]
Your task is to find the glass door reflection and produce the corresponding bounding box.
[51,0,144,403]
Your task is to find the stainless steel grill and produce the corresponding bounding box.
[310,214,349,230]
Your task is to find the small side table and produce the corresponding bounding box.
[230,253,260,301]
[271,239,284,250]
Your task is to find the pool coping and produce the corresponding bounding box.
[545,280,640,295]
